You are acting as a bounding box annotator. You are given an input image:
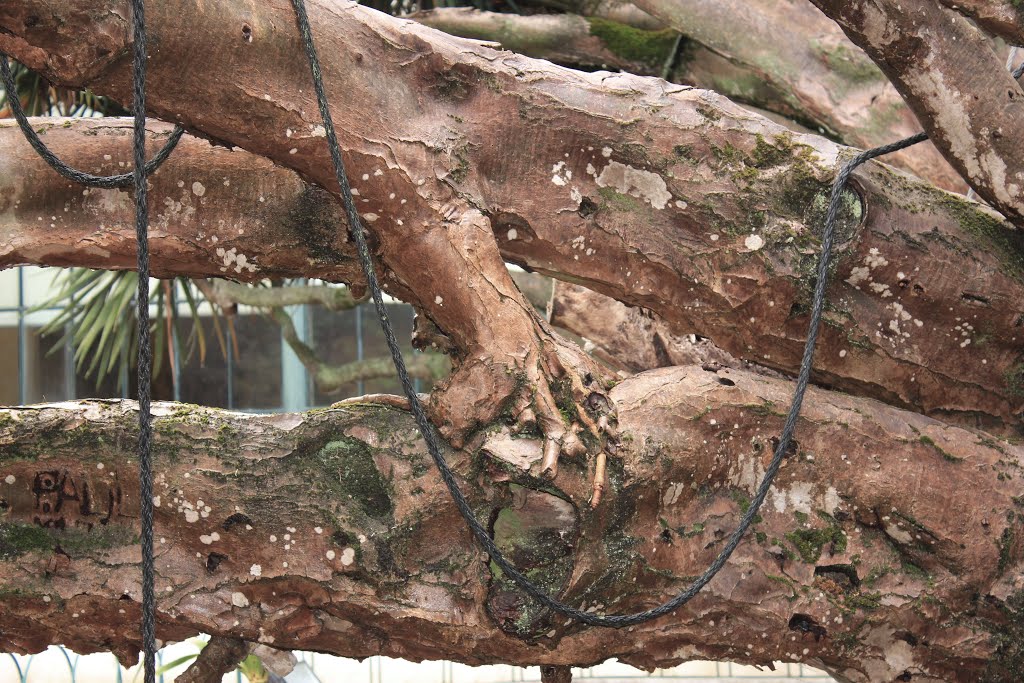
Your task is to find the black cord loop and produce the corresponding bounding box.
[288,0,944,628]
[1,54,183,189]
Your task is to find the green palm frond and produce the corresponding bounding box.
[34,269,227,389]
[1,58,127,117]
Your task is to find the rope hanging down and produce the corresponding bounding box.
[289,0,943,628]
[1,2,163,678]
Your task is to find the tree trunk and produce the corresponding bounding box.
[0,371,1021,681]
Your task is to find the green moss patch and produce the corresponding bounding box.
[586,18,680,67]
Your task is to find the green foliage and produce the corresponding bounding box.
[0,58,126,117]
[34,270,227,388]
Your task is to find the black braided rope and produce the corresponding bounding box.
[290,0,942,628]
[0,1,161,674]
[0,54,183,188]
[127,1,157,681]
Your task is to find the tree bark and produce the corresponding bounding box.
[3,105,1023,435]
[619,0,966,192]
[807,0,1024,224]
[415,2,966,192]
[0,370,1021,681]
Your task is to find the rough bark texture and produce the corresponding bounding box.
[935,0,1024,46]
[0,372,1021,682]
[417,1,965,192]
[1,4,1024,679]
[624,0,965,192]
[2,117,1024,435]
[409,8,674,77]
[807,0,1024,224]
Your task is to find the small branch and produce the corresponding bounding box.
[199,279,366,312]
[178,637,249,683]
[269,307,449,393]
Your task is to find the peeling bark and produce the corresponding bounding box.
[625,0,965,192]
[935,0,1024,46]
[808,0,1024,224]
[2,99,1023,434]
[0,369,1021,681]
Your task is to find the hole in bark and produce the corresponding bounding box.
[814,563,860,588]
[578,197,599,218]
[0,498,7,511]
[769,436,799,458]
[715,376,736,387]
[241,24,253,42]
[788,613,827,641]
[25,15,40,27]
[583,372,594,386]
[897,672,912,681]
[206,552,227,573]
[912,283,925,296]
[659,528,673,544]
[896,632,919,647]
[788,299,810,320]
[897,278,910,289]
[961,292,990,306]
[1016,315,1024,327]
[222,512,254,531]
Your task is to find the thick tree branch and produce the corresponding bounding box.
[625,0,965,191]
[0,369,1021,680]
[807,0,1024,223]
[1,103,1023,433]
[936,0,1024,46]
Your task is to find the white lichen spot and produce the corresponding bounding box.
[270,535,277,543]
[314,526,323,534]
[361,213,379,223]
[311,124,326,137]
[191,181,206,197]
[374,169,384,177]
[506,229,518,240]
[361,173,369,181]
[152,495,161,508]
[710,234,720,242]
[341,547,356,566]
[289,148,298,155]
[595,161,671,209]
[286,129,293,138]
[839,350,847,358]
[184,509,200,523]
[601,146,612,158]
[744,234,765,251]
[3,475,15,485]
[200,534,215,545]
[551,160,568,186]
[325,550,336,561]
[250,564,262,577]
[231,592,249,608]
[675,200,687,209]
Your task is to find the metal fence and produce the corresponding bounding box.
[1,646,836,683]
